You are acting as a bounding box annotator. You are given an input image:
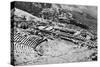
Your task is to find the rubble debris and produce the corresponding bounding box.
[11,2,97,66]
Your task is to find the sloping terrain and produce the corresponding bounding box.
[11,2,97,66]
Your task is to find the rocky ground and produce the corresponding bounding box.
[11,1,97,66]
